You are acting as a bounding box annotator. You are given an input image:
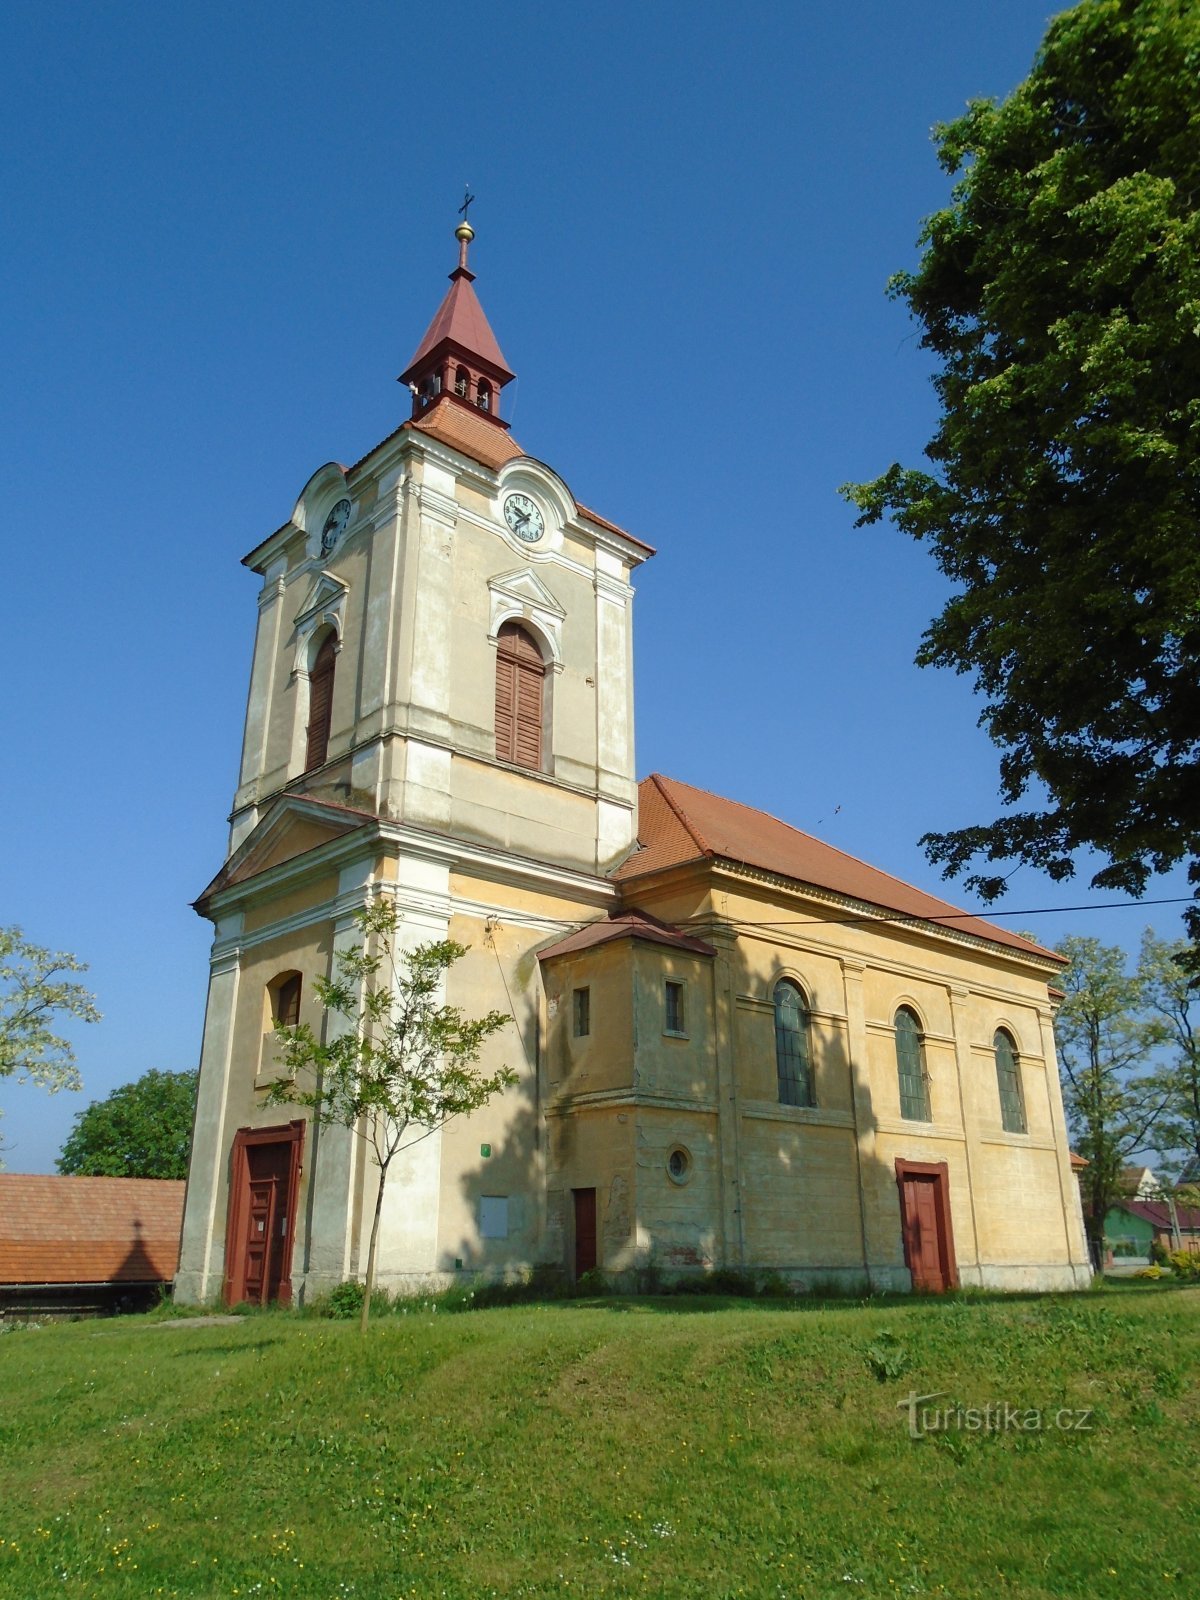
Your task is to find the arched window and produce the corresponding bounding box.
[994,1029,1027,1133]
[495,621,545,768]
[271,972,302,1029]
[895,1007,930,1121]
[477,379,492,412]
[454,366,469,397]
[774,980,815,1107]
[305,633,336,771]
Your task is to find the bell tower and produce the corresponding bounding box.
[398,219,515,423]
[225,215,651,877]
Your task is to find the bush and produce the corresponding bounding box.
[1149,1238,1170,1266]
[756,1271,795,1300]
[316,1280,392,1319]
[1133,1265,1165,1280]
[1168,1249,1200,1282]
[326,1281,365,1319]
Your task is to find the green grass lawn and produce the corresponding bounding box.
[1,1286,1197,1599]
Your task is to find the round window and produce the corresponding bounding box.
[667,1146,692,1184]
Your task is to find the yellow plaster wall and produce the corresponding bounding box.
[631,944,716,1101]
[435,910,544,1272]
[541,942,633,1098]
[738,1118,863,1269]
[634,1106,721,1271]
[242,873,340,935]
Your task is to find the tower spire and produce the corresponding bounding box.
[399,206,513,425]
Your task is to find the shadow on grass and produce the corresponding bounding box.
[167,1338,288,1356]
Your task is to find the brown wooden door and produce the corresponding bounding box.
[227,1136,297,1306]
[899,1170,952,1292]
[573,1188,597,1279]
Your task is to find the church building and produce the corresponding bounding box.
[174,218,1091,1306]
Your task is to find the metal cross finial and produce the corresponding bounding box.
[459,186,475,220]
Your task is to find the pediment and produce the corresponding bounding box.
[195,795,373,908]
[487,566,565,619]
[294,572,349,630]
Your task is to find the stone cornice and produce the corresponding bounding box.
[709,860,1063,973]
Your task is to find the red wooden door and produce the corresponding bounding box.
[241,1141,292,1304]
[573,1188,597,1279]
[899,1171,951,1292]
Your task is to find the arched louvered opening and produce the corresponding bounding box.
[477,378,492,412]
[994,1029,1027,1133]
[495,621,545,769]
[305,632,337,772]
[895,1007,930,1121]
[454,366,469,397]
[774,980,815,1107]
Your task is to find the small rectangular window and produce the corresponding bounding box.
[573,987,590,1038]
[479,1195,509,1239]
[665,980,686,1035]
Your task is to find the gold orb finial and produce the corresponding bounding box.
[455,219,475,244]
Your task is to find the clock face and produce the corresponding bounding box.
[321,498,352,555]
[503,492,544,543]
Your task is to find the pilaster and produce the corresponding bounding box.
[1037,1003,1092,1277]
[840,957,893,1288]
[710,926,745,1267]
[175,915,244,1304]
[947,983,984,1283]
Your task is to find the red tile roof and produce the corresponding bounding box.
[614,774,1062,962]
[406,394,525,471]
[0,1176,185,1286]
[400,271,514,384]
[537,907,716,962]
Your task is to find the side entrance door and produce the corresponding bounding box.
[225,1122,304,1306]
[895,1160,957,1292]
[573,1188,597,1280]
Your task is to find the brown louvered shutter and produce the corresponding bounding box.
[495,622,544,769]
[274,973,301,1028]
[305,634,336,771]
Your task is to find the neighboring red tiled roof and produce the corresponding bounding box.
[614,774,1062,962]
[537,907,716,963]
[1070,1152,1089,1170]
[0,1175,185,1286]
[400,271,514,383]
[1113,1198,1200,1233]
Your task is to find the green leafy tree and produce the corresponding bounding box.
[1138,929,1200,1183]
[57,1067,198,1179]
[843,0,1200,954]
[1,926,100,1164]
[263,901,514,1331]
[1054,935,1168,1268]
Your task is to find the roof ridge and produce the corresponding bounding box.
[647,772,709,855]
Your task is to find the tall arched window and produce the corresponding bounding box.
[477,379,492,412]
[895,1007,930,1121]
[495,621,545,769]
[774,980,815,1107]
[454,366,469,396]
[305,633,336,771]
[994,1029,1027,1133]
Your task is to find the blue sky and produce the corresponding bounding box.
[2,1,1188,1172]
